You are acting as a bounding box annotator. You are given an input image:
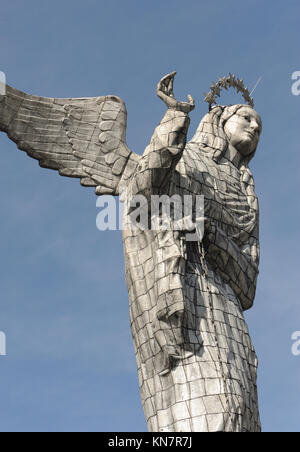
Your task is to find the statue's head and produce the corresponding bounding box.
[192,74,263,163]
[190,104,262,164]
[223,105,262,157]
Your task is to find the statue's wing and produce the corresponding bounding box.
[0,85,140,195]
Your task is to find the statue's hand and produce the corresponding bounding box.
[157,72,195,113]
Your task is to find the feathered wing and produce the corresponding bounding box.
[0,85,140,195]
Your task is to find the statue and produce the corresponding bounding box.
[0,71,262,432]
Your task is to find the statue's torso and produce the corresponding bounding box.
[176,143,257,246]
[122,143,260,432]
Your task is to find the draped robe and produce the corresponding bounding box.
[122,107,261,432]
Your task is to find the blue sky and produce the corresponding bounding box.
[0,0,299,432]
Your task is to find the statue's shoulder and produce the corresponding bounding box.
[172,144,213,195]
[179,143,241,185]
[178,143,218,180]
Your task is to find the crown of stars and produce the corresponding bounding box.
[204,74,254,110]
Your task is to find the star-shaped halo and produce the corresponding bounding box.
[204,74,254,110]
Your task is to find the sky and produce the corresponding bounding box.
[0,0,299,432]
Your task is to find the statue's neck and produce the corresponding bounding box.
[223,143,243,168]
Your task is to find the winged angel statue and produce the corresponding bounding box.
[0,72,262,432]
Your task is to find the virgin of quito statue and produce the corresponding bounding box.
[0,72,262,432]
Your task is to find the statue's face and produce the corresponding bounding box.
[224,106,262,156]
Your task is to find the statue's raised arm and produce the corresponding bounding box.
[0,84,140,195]
[131,72,195,200]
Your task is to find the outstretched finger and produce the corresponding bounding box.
[187,94,195,107]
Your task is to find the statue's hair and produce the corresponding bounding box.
[189,104,260,224]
